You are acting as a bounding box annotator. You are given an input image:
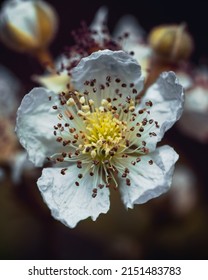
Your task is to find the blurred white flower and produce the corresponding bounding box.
[0,65,35,183]
[10,151,35,183]
[0,66,21,163]
[178,71,208,142]
[170,164,197,215]
[16,50,184,228]
[0,0,58,67]
[0,65,21,118]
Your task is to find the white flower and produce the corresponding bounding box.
[16,50,184,228]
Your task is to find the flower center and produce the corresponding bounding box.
[48,76,159,196]
[82,109,126,160]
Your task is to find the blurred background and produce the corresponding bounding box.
[0,0,208,259]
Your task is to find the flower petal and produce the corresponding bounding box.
[140,72,184,141]
[90,6,109,45]
[11,151,34,183]
[37,165,110,228]
[112,15,151,77]
[71,50,144,105]
[119,145,178,208]
[113,15,146,43]
[16,87,61,166]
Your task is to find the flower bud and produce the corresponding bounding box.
[0,0,58,67]
[148,24,194,62]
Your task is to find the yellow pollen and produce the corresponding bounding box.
[82,110,127,159]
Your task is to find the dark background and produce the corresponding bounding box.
[0,0,208,260]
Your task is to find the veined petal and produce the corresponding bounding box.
[16,87,62,167]
[140,72,184,141]
[71,50,144,105]
[119,145,178,208]
[37,165,110,228]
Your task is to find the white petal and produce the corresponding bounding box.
[176,71,193,90]
[37,166,110,228]
[11,151,34,183]
[140,72,184,141]
[184,86,208,112]
[126,44,151,78]
[170,164,197,215]
[16,87,61,167]
[71,50,144,105]
[119,145,178,208]
[90,6,109,45]
[113,15,152,77]
[113,15,145,42]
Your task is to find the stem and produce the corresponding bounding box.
[34,48,55,71]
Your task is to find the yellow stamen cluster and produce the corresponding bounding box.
[83,109,127,159]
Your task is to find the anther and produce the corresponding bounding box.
[77,161,82,168]
[115,78,121,83]
[56,137,63,142]
[145,100,153,107]
[126,178,131,186]
[106,76,111,82]
[63,140,71,146]
[61,168,67,175]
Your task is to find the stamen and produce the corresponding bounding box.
[49,74,158,195]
